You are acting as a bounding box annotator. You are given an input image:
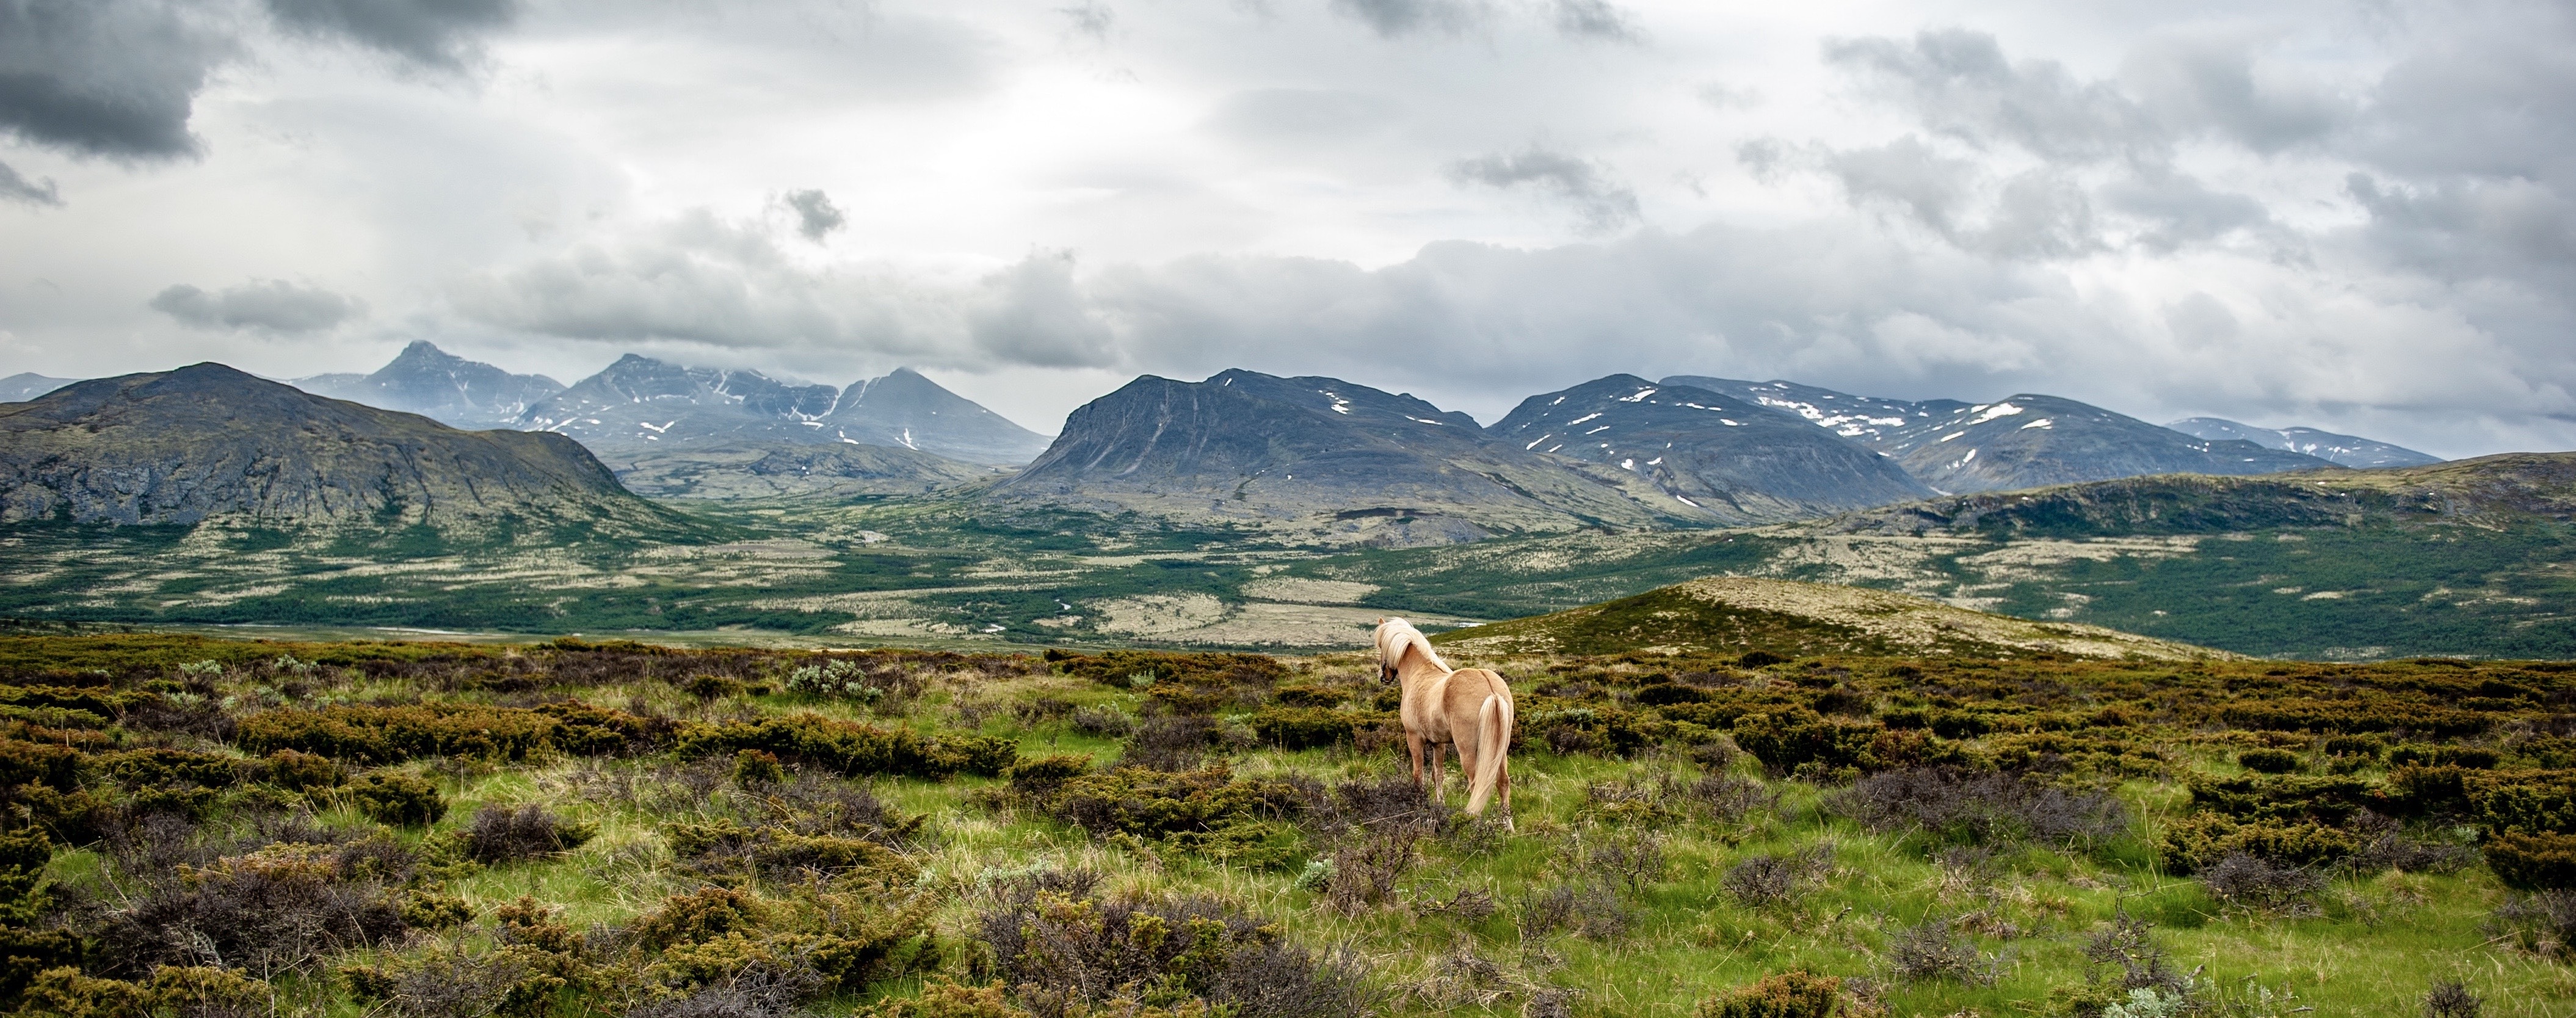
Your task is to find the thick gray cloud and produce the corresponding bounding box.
[1327,0,1490,38]
[0,161,58,205]
[1551,0,1639,43]
[1447,147,1639,234]
[1058,1,1114,42]
[7,0,2576,460]
[1825,29,2163,165]
[782,189,844,242]
[0,0,236,160]
[149,280,363,333]
[265,0,517,70]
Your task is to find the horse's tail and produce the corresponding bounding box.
[1465,691,1514,815]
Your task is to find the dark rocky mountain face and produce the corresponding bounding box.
[2165,416,2442,468]
[0,363,656,531]
[987,369,1689,544]
[0,374,78,403]
[517,355,842,451]
[601,439,1000,500]
[826,367,1051,465]
[1663,375,1967,449]
[291,341,565,428]
[1667,376,2338,493]
[1490,375,1934,517]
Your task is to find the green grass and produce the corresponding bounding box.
[8,636,2576,1016]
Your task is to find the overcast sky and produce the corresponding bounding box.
[2,0,2571,457]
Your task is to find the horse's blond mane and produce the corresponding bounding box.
[1378,617,1450,674]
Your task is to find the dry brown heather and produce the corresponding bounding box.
[0,633,2571,1016]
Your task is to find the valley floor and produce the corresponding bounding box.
[7,484,2574,659]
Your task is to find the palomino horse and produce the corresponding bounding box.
[1373,617,1515,821]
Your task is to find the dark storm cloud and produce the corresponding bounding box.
[1447,147,1639,234]
[149,280,363,334]
[264,0,518,70]
[0,0,237,161]
[1551,0,1640,43]
[1327,0,1492,38]
[0,161,59,206]
[783,189,845,242]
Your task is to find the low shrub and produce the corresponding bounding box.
[973,879,1370,1018]
[1248,708,1375,751]
[1685,773,1779,826]
[2493,890,2576,958]
[460,804,597,863]
[1035,765,1308,868]
[1723,846,1832,907]
[1831,767,2129,849]
[2425,980,2483,1018]
[263,748,344,791]
[347,772,447,827]
[1003,754,1092,799]
[1887,916,2000,985]
[1521,879,1634,940]
[2465,769,2576,836]
[684,674,749,700]
[1321,824,1420,914]
[2219,698,2489,737]
[2238,749,2301,774]
[2196,852,2324,910]
[1272,686,1343,708]
[1068,706,1134,740]
[17,964,269,1018]
[1121,715,1221,772]
[666,819,918,885]
[1694,970,1841,1018]
[90,840,417,978]
[862,980,1033,1018]
[2183,774,2376,823]
[2158,813,2357,873]
[679,713,1017,779]
[2323,735,2384,758]
[2483,831,2576,890]
[2391,745,2501,769]
[734,749,786,787]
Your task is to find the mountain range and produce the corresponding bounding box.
[1666,376,2338,493]
[0,364,657,533]
[987,369,1696,544]
[291,341,568,429]
[2163,416,2442,468]
[8,344,2458,537]
[517,355,1050,467]
[0,374,77,403]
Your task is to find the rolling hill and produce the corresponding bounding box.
[0,363,664,534]
[1432,575,2231,660]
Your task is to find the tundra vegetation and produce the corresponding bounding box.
[0,633,2563,1016]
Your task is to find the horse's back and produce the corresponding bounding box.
[1443,667,1512,713]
